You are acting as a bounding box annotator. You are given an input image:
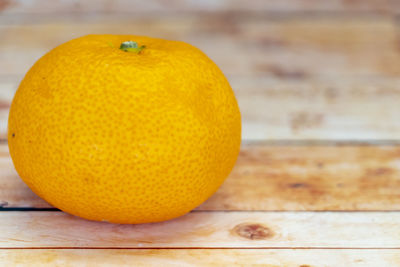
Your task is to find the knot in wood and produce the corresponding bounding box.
[232,223,273,240]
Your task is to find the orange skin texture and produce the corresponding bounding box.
[8,34,241,224]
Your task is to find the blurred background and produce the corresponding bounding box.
[1,0,399,142]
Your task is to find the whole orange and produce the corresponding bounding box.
[8,34,241,224]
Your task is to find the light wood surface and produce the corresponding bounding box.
[2,0,397,14]
[1,211,400,248]
[2,249,399,267]
[1,17,399,78]
[1,0,400,266]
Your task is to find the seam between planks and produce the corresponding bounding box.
[0,12,395,23]
[4,209,400,212]
[242,140,400,146]
[1,247,400,250]
[3,139,400,146]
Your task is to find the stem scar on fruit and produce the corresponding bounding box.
[119,41,146,54]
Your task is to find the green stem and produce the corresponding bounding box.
[119,41,145,53]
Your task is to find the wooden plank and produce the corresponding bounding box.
[235,78,400,140]
[2,143,400,210]
[1,76,400,140]
[0,211,399,248]
[203,144,400,211]
[0,18,398,78]
[0,81,13,140]
[1,249,399,267]
[0,0,396,14]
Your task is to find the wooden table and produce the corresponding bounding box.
[1,0,400,266]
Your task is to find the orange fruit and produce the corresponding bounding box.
[8,34,241,224]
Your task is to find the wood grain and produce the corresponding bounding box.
[1,211,399,248]
[1,1,400,266]
[1,249,399,267]
[2,143,400,210]
[1,0,397,14]
[235,77,400,140]
[1,17,399,78]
